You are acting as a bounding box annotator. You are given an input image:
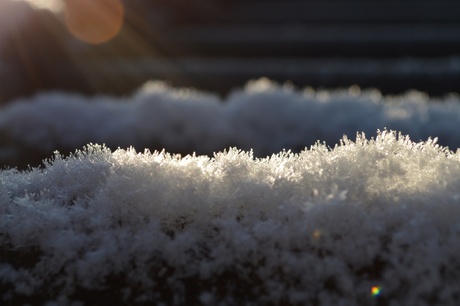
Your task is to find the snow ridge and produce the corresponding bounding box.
[1,78,460,168]
[1,130,460,305]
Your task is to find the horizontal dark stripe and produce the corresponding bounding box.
[229,2,460,24]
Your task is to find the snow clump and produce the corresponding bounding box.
[1,78,460,168]
[1,130,460,305]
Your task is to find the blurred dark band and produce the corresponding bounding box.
[1,0,460,104]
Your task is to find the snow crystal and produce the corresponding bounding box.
[1,130,460,305]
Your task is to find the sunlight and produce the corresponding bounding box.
[64,0,124,45]
[15,0,63,13]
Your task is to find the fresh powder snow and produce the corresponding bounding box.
[1,78,460,169]
[1,129,460,305]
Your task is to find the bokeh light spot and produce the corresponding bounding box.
[312,229,323,240]
[371,286,381,297]
[65,0,124,44]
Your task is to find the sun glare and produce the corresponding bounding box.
[64,0,124,45]
[16,0,63,13]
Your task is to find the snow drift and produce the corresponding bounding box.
[1,130,460,305]
[1,78,460,168]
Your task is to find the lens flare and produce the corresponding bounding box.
[312,229,322,240]
[65,0,124,44]
[371,286,381,297]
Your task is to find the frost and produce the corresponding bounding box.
[1,130,460,305]
[1,79,460,168]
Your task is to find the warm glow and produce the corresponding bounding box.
[312,229,323,240]
[15,0,63,13]
[64,0,124,45]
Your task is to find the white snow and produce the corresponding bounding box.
[1,78,460,168]
[1,129,460,305]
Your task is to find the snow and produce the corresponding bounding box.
[1,78,460,169]
[1,129,460,305]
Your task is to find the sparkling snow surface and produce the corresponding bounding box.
[1,78,460,168]
[1,130,460,305]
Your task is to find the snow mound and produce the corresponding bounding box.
[1,78,460,168]
[1,130,460,305]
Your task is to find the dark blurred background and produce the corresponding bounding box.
[1,0,460,105]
